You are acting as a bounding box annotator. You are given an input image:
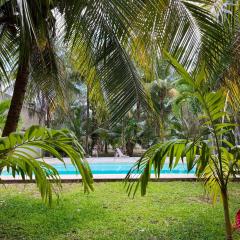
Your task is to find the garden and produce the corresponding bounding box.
[0,1,240,239]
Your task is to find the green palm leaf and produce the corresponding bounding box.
[126,53,238,202]
[0,125,93,205]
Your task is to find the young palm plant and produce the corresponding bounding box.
[0,125,93,205]
[126,52,240,240]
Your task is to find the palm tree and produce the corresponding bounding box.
[124,2,240,238]
[0,0,224,136]
[145,78,174,140]
[0,125,93,205]
[126,52,240,240]
[0,0,62,135]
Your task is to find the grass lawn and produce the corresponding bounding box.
[0,182,240,240]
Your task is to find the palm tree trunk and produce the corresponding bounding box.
[46,98,51,128]
[221,188,233,240]
[2,57,30,137]
[104,141,108,154]
[136,100,140,120]
[126,140,134,157]
[85,87,90,155]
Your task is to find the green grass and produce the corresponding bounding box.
[0,182,240,240]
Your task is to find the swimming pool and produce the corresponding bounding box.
[1,162,195,176]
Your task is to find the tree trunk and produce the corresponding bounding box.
[136,100,140,121]
[104,141,108,154]
[159,93,165,141]
[2,56,30,137]
[85,87,90,155]
[90,106,98,155]
[126,140,134,157]
[46,99,51,128]
[221,188,233,240]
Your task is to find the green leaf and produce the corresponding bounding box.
[0,126,93,205]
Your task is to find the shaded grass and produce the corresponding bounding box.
[0,182,240,240]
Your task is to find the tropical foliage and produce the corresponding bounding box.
[0,0,225,134]
[0,99,10,132]
[1,0,240,239]
[0,125,93,205]
[126,53,240,240]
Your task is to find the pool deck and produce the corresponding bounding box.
[1,157,239,183]
[47,157,140,164]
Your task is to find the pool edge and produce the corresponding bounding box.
[1,174,240,183]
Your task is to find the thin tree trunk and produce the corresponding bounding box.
[104,141,108,154]
[159,94,164,141]
[136,100,140,121]
[46,99,51,128]
[90,106,98,155]
[85,87,90,155]
[2,57,30,137]
[121,119,126,153]
[221,188,233,240]
[126,140,134,157]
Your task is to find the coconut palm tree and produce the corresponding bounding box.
[0,0,225,136]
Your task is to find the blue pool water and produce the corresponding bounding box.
[1,162,195,176]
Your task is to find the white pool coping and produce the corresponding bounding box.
[0,173,196,180]
[44,157,141,164]
[0,174,197,183]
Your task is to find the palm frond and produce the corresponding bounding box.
[126,53,237,203]
[0,125,93,205]
[0,99,10,130]
[63,0,152,125]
